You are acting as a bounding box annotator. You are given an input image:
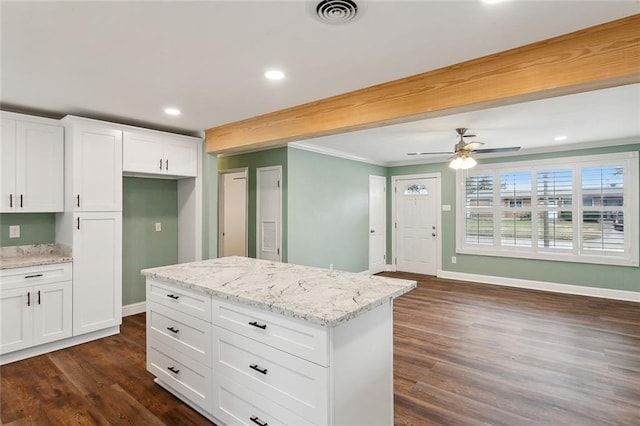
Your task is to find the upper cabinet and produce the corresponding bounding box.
[123,130,198,178]
[62,117,123,212]
[1,113,64,213]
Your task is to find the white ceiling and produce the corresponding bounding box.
[2,1,639,165]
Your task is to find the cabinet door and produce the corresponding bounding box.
[123,131,165,174]
[164,138,197,177]
[16,121,64,212]
[73,212,122,335]
[33,281,72,345]
[0,287,33,354]
[0,118,17,212]
[72,126,122,211]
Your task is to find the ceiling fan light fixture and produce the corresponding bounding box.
[449,153,477,170]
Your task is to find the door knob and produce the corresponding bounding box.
[432,232,437,237]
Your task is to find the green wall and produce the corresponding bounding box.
[287,147,386,272]
[218,147,288,260]
[122,177,178,305]
[0,213,55,246]
[390,143,640,292]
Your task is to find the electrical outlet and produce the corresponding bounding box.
[9,225,20,238]
[155,222,162,232]
[329,263,334,271]
[451,256,457,264]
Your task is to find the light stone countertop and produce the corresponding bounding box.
[142,256,416,327]
[0,244,72,270]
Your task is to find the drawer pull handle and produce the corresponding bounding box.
[249,364,268,375]
[166,294,180,300]
[248,321,267,330]
[167,326,180,334]
[24,274,44,279]
[38,290,41,305]
[167,366,180,374]
[250,416,268,426]
[27,291,31,307]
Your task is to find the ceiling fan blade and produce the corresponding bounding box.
[462,141,484,151]
[462,134,477,138]
[407,151,453,156]
[474,146,521,154]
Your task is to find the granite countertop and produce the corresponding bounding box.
[0,244,72,270]
[142,256,416,327]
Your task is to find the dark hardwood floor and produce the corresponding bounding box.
[2,274,639,425]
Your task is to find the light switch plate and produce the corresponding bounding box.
[442,204,452,211]
[155,222,162,232]
[9,225,20,238]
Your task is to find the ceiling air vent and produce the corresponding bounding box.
[314,0,360,25]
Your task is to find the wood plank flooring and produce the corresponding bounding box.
[1,274,639,425]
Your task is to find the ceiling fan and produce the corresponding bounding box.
[408,128,521,169]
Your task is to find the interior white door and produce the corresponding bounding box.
[395,177,439,275]
[221,171,247,257]
[257,166,282,262]
[369,175,386,274]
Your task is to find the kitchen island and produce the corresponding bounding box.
[142,256,416,425]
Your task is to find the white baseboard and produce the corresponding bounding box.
[1,326,120,365]
[385,264,396,272]
[122,301,146,317]
[437,270,640,303]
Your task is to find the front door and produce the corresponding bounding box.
[395,177,439,275]
[220,170,247,257]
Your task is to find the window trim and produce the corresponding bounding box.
[455,151,639,267]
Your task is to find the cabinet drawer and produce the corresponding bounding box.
[147,339,212,414]
[147,302,211,367]
[147,279,211,322]
[213,374,315,426]
[212,299,328,366]
[214,326,328,425]
[1,263,72,289]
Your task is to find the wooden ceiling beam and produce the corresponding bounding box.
[206,14,640,154]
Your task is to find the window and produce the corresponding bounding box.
[404,183,428,195]
[456,152,639,267]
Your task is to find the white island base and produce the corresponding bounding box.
[143,257,415,426]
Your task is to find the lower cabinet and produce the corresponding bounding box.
[0,263,72,355]
[146,282,213,415]
[146,278,395,426]
[70,211,122,336]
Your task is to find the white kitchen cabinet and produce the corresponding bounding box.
[0,263,72,355]
[146,276,397,425]
[62,117,122,212]
[123,130,197,177]
[1,114,64,213]
[146,281,213,415]
[71,212,122,336]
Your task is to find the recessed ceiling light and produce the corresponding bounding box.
[481,0,507,3]
[164,107,181,116]
[554,135,568,141]
[264,70,285,81]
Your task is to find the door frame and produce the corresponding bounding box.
[218,167,248,257]
[256,165,282,262]
[391,173,442,274]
